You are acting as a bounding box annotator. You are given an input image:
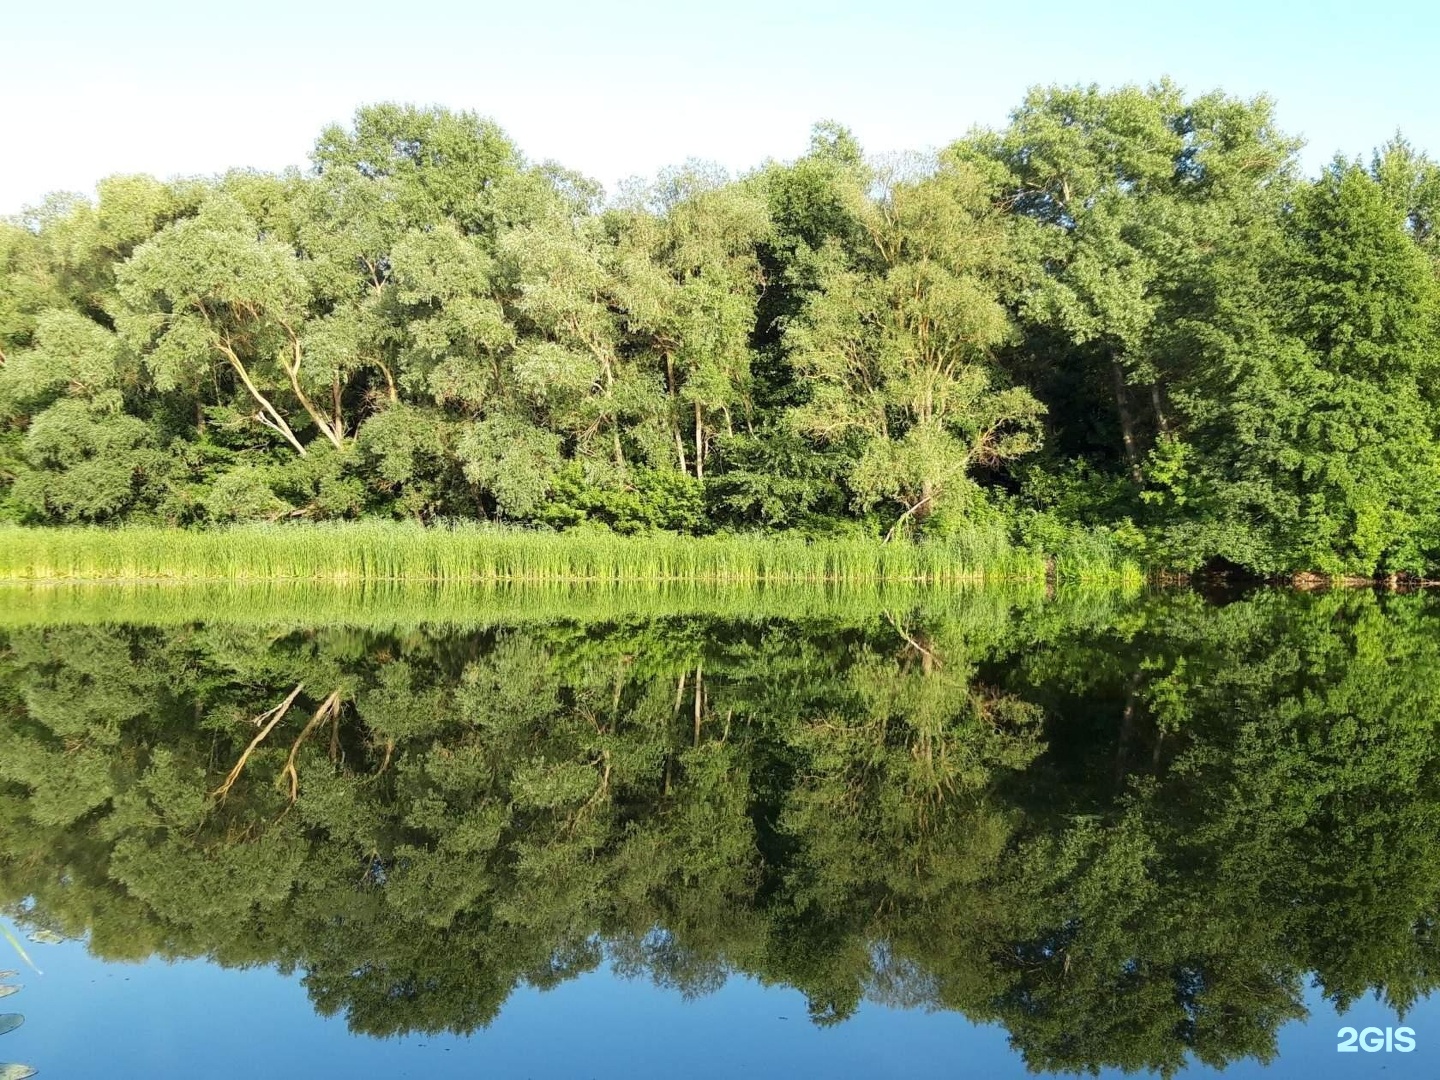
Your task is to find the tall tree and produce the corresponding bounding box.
[964,82,1300,484]
[786,149,1043,536]
[611,164,770,478]
[115,195,348,456]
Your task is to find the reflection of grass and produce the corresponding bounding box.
[0,925,39,977]
[0,521,1142,586]
[0,578,1146,630]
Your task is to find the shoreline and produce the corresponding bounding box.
[0,522,1143,587]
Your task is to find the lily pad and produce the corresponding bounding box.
[0,988,16,1000]
[0,1066,36,1080]
[24,932,61,946]
[0,1016,20,1037]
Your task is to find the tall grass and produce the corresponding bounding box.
[1049,527,1142,583]
[0,521,1143,586]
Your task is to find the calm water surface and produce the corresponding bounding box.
[1,585,1438,1078]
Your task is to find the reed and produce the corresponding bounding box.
[0,521,1142,587]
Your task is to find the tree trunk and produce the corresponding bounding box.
[376,360,399,405]
[693,664,704,748]
[1110,358,1143,483]
[332,374,345,439]
[275,326,345,452]
[694,401,705,480]
[218,344,307,457]
[1114,671,1141,789]
[918,478,935,521]
[667,355,688,474]
[1150,383,1170,436]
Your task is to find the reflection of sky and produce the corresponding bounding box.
[2,919,1437,1078]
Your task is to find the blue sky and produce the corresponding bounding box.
[4,0,1436,213]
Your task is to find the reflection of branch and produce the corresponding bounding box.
[374,738,395,778]
[0,922,41,976]
[570,750,613,832]
[884,610,941,670]
[212,684,305,801]
[280,690,344,804]
[672,670,688,716]
[693,664,704,747]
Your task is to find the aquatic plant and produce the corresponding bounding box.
[0,521,1142,586]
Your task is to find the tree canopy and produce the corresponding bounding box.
[4,88,1440,574]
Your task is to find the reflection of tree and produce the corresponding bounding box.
[2,592,1440,1075]
[970,591,1440,1075]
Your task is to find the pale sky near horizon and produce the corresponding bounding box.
[4,0,1436,214]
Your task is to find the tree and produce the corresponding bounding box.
[610,164,770,479]
[964,82,1299,484]
[785,149,1044,536]
[1141,159,1440,573]
[115,195,346,456]
[2,89,1440,574]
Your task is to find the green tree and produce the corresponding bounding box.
[786,150,1043,535]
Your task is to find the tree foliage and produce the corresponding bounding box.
[3,89,1439,574]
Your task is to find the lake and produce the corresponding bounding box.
[0,583,1437,1077]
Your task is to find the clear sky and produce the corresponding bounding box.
[4,0,1436,213]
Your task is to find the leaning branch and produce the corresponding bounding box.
[885,492,937,542]
[277,322,346,452]
[216,338,308,456]
[884,609,942,670]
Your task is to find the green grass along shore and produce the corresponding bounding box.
[0,521,1142,586]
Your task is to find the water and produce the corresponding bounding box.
[1,584,1438,1077]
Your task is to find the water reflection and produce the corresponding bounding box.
[1,587,1438,1075]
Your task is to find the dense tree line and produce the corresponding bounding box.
[4,591,1440,1073]
[2,82,1438,574]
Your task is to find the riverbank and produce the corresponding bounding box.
[0,522,1142,586]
